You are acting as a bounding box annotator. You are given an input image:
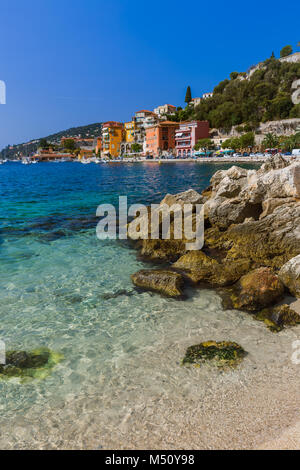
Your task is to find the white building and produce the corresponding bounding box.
[202,92,213,99]
[190,97,202,106]
[153,104,177,117]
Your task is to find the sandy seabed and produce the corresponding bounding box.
[1,298,299,451]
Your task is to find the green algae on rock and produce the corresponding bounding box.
[131,269,185,298]
[255,304,300,332]
[182,341,246,369]
[0,348,63,382]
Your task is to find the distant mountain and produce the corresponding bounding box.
[0,122,102,159]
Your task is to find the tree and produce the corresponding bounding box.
[230,71,239,80]
[222,137,241,150]
[131,143,142,153]
[271,51,275,58]
[194,138,214,151]
[185,86,192,104]
[280,45,293,58]
[280,132,300,152]
[262,133,279,149]
[239,132,255,148]
[63,138,77,152]
[39,138,49,149]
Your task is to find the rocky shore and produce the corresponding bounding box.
[130,154,300,364]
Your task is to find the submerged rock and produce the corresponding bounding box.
[182,341,246,369]
[278,255,300,298]
[131,269,184,298]
[256,304,300,332]
[0,348,63,382]
[223,267,284,312]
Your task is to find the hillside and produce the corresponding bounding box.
[0,122,102,159]
[173,53,300,132]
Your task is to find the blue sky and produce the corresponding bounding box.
[0,0,299,150]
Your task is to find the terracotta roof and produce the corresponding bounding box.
[135,110,155,114]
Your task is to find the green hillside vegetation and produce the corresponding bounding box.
[1,123,102,159]
[168,56,300,131]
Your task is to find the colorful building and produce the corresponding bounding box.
[153,104,177,117]
[133,110,160,153]
[101,121,124,157]
[145,121,179,158]
[175,121,210,158]
[95,137,102,154]
[124,120,137,143]
[32,149,75,161]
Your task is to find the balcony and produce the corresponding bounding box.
[176,143,191,148]
[175,134,191,141]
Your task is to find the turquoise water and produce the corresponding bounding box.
[3,160,294,449]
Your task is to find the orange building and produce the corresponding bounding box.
[95,137,102,154]
[102,121,124,157]
[145,121,179,158]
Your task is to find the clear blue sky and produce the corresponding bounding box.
[0,0,299,150]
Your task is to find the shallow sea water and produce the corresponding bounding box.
[0,161,299,449]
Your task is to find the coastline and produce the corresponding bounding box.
[112,156,300,164]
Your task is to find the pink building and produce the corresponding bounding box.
[175,121,209,158]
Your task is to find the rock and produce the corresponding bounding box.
[278,255,300,298]
[131,269,184,298]
[260,197,296,219]
[182,341,246,369]
[127,189,203,248]
[160,189,203,207]
[0,348,63,381]
[258,154,290,173]
[224,267,284,312]
[205,156,300,229]
[256,304,300,332]
[259,161,300,199]
[207,201,300,269]
[172,251,250,286]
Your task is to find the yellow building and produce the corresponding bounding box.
[101,121,124,157]
[124,120,136,143]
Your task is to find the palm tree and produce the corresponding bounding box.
[262,133,279,150]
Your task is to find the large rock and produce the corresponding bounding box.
[205,155,300,229]
[127,189,203,251]
[224,267,285,312]
[172,251,250,286]
[131,269,184,298]
[279,255,300,298]
[206,200,300,268]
